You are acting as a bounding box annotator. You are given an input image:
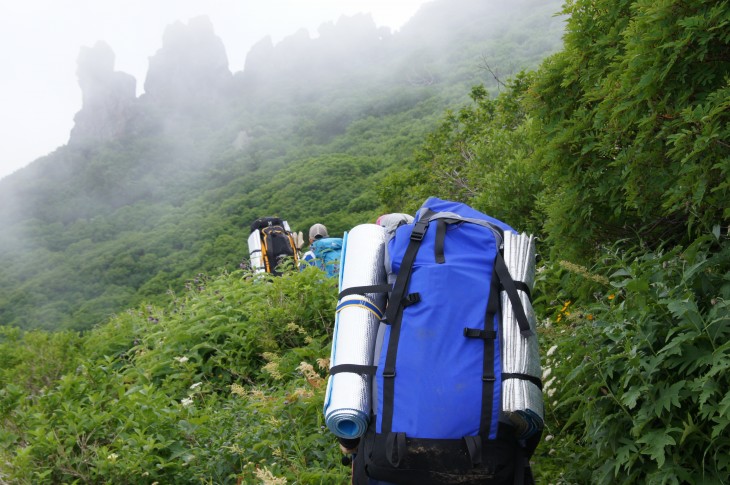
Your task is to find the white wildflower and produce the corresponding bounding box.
[254,466,287,485]
[190,382,202,390]
[174,356,189,363]
[230,383,246,397]
[181,397,194,407]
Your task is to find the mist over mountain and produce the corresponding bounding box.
[71,41,138,145]
[0,0,565,331]
[145,16,234,107]
[2,0,728,480]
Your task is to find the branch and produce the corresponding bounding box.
[480,55,507,90]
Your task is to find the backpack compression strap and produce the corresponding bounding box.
[338,285,392,299]
[493,252,533,337]
[380,210,435,434]
[332,283,390,379]
[465,265,501,439]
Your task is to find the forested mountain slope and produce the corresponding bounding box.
[0,0,564,331]
[0,0,728,483]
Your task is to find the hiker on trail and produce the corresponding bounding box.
[301,223,343,278]
[247,217,299,276]
[325,202,542,484]
[302,223,329,265]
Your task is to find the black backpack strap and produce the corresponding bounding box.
[502,373,543,390]
[463,435,483,466]
[464,266,501,439]
[493,251,533,337]
[338,284,392,299]
[385,432,407,467]
[434,219,447,263]
[383,210,434,324]
[329,364,378,376]
[513,281,532,301]
[380,210,434,433]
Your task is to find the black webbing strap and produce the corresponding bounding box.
[338,284,392,299]
[380,210,434,433]
[513,281,532,302]
[479,267,501,437]
[502,373,543,390]
[494,252,533,337]
[463,435,483,467]
[329,364,378,376]
[385,432,407,468]
[402,293,420,307]
[463,328,497,340]
[435,220,446,264]
[383,210,434,325]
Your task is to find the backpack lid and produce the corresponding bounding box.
[312,237,343,252]
[250,217,285,234]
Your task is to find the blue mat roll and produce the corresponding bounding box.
[323,224,387,439]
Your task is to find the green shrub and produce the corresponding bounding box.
[543,233,730,483]
[0,267,347,483]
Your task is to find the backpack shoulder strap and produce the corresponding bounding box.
[383,210,434,325]
[380,210,435,433]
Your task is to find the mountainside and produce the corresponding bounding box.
[1,0,728,482]
[0,0,565,331]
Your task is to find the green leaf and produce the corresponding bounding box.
[614,440,638,476]
[718,390,730,418]
[621,385,646,410]
[654,381,686,417]
[637,430,677,467]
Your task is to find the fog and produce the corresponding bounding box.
[0,0,431,181]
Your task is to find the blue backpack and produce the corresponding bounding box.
[355,197,543,485]
[311,237,343,278]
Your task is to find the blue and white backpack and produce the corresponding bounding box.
[355,197,543,485]
[311,237,343,278]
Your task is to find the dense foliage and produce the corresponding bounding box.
[0,0,728,482]
[531,0,729,261]
[0,268,348,483]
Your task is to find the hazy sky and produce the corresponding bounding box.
[0,0,431,181]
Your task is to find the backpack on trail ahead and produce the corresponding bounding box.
[352,197,543,485]
[248,217,299,276]
[310,237,343,278]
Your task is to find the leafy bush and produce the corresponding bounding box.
[530,0,730,260]
[0,267,348,484]
[541,233,730,484]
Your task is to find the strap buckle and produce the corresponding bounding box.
[402,293,420,307]
[410,220,429,241]
[463,328,497,340]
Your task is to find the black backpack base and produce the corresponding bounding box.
[354,421,537,485]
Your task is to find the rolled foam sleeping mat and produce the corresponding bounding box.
[500,231,544,439]
[247,230,265,273]
[323,224,387,439]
